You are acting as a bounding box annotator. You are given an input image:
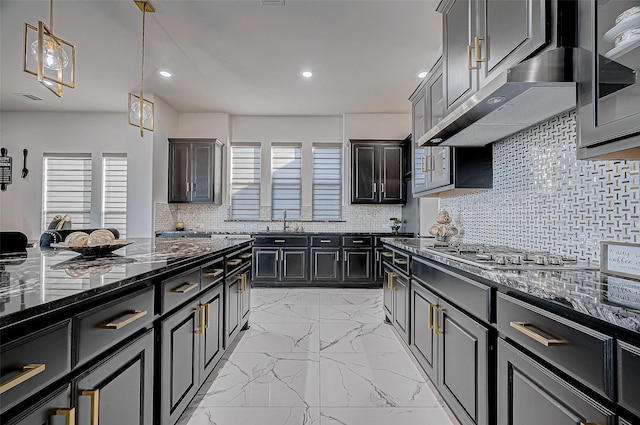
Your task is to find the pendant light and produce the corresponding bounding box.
[128,1,155,137]
[23,0,76,97]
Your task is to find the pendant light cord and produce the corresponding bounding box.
[140,5,146,132]
[50,0,54,31]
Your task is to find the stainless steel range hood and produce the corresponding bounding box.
[418,48,578,147]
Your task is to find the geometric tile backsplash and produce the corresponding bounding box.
[441,111,639,263]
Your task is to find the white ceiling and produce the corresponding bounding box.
[0,0,442,115]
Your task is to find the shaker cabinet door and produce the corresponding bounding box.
[352,145,377,203]
[201,286,224,380]
[411,281,438,382]
[380,145,404,203]
[168,143,191,203]
[191,142,215,203]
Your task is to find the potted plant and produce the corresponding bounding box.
[390,217,402,234]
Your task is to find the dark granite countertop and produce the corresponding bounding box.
[0,237,252,329]
[382,237,640,335]
[157,231,415,237]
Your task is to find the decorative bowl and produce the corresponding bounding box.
[50,240,134,257]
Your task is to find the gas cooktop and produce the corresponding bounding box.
[427,243,599,271]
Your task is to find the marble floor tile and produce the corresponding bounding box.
[252,288,321,307]
[235,323,320,353]
[187,407,320,425]
[251,304,320,323]
[320,322,402,353]
[198,352,320,407]
[320,407,455,425]
[320,304,385,324]
[320,353,440,408]
[318,288,383,306]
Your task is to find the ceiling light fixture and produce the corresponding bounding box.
[158,69,172,78]
[23,0,75,97]
[417,71,428,79]
[128,1,155,137]
[301,70,313,78]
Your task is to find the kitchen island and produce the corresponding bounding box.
[0,236,253,425]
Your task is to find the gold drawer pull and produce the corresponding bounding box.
[474,36,486,62]
[510,322,567,346]
[274,239,286,243]
[239,253,252,259]
[387,272,398,290]
[104,310,147,329]
[428,303,437,329]
[434,307,445,335]
[381,252,393,258]
[81,389,99,425]
[227,259,241,266]
[171,282,198,293]
[204,303,210,329]
[320,239,332,243]
[0,363,46,395]
[353,240,364,244]
[468,44,479,70]
[55,408,76,425]
[393,259,408,265]
[202,269,223,278]
[195,306,205,334]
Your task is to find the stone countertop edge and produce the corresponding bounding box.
[381,237,640,336]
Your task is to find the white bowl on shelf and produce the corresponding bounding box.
[604,13,640,42]
[605,27,640,60]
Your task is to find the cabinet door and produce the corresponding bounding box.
[281,249,307,280]
[442,0,479,111]
[498,339,615,425]
[343,249,371,281]
[618,341,640,418]
[380,145,404,203]
[410,281,438,382]
[2,384,71,425]
[392,273,410,344]
[374,248,386,282]
[311,248,340,281]
[239,269,251,323]
[160,302,200,425]
[168,143,191,203]
[427,146,451,189]
[412,87,428,194]
[201,286,224,381]
[383,269,394,320]
[437,300,490,425]
[225,276,241,345]
[352,144,377,203]
[191,142,214,203]
[477,0,547,87]
[77,329,154,425]
[252,249,279,280]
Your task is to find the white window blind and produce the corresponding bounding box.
[271,145,301,220]
[312,145,342,220]
[102,154,127,238]
[42,154,92,231]
[231,145,261,220]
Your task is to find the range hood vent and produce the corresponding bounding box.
[419,48,579,147]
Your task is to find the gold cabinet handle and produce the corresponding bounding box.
[320,239,332,243]
[474,36,486,62]
[242,274,247,293]
[103,310,147,330]
[194,306,205,334]
[202,269,223,278]
[428,304,437,330]
[353,240,364,244]
[387,272,398,290]
[421,154,427,172]
[81,389,99,425]
[381,252,393,258]
[274,239,286,243]
[434,307,445,335]
[393,259,408,265]
[468,45,479,70]
[55,408,76,425]
[203,303,210,329]
[0,363,46,395]
[171,282,198,294]
[227,259,241,266]
[240,253,252,259]
[510,322,567,346]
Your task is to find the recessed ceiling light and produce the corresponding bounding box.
[158,70,172,78]
[417,71,428,79]
[301,70,313,78]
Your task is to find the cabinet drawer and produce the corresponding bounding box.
[497,293,614,399]
[0,320,71,414]
[311,236,341,247]
[226,245,253,274]
[343,236,372,247]
[1,384,71,425]
[75,286,154,367]
[392,251,410,275]
[253,236,308,246]
[618,341,640,418]
[201,258,225,291]
[161,269,200,314]
[412,257,493,323]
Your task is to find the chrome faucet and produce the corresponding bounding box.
[283,208,289,232]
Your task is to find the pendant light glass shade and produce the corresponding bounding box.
[128,1,155,136]
[23,1,75,97]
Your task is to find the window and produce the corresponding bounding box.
[42,154,92,231]
[271,145,301,220]
[231,145,261,220]
[102,154,128,238]
[312,145,342,220]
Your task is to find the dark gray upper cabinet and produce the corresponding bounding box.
[576,0,640,160]
[168,138,224,203]
[438,0,548,113]
[351,140,405,204]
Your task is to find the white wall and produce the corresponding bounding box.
[152,96,179,204]
[0,112,154,239]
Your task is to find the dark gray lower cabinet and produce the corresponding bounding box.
[2,384,71,425]
[343,249,371,281]
[617,341,640,419]
[201,285,225,382]
[252,248,307,281]
[383,268,410,344]
[225,267,250,346]
[410,281,438,381]
[76,329,154,425]
[498,339,615,425]
[311,248,340,281]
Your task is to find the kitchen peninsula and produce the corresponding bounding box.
[0,236,253,425]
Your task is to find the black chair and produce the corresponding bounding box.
[0,232,28,255]
[39,228,121,248]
